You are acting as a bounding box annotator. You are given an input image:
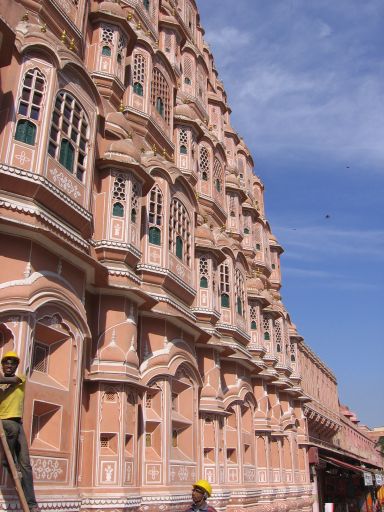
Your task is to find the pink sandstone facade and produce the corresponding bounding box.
[0,2,382,512]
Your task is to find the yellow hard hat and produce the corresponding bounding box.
[193,479,212,497]
[1,351,20,363]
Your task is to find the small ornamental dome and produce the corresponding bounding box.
[247,276,264,292]
[225,172,240,187]
[98,1,125,17]
[201,381,217,399]
[195,224,215,244]
[174,103,197,120]
[105,112,133,139]
[107,138,141,163]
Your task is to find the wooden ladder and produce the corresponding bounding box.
[0,419,30,512]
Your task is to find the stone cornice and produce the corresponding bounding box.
[0,198,89,251]
[0,164,92,221]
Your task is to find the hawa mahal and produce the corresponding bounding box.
[0,1,382,512]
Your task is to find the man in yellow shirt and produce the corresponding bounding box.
[0,351,38,512]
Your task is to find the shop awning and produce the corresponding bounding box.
[321,455,372,474]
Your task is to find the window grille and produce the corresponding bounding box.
[32,343,48,373]
[133,53,146,96]
[100,435,110,448]
[263,316,271,341]
[164,32,172,52]
[229,193,236,217]
[48,91,89,181]
[15,68,45,145]
[148,185,163,245]
[151,68,170,124]
[179,128,188,154]
[101,24,114,45]
[235,268,245,316]
[199,255,209,288]
[104,390,117,402]
[274,319,282,352]
[213,158,222,192]
[250,304,258,330]
[112,173,126,217]
[131,179,140,224]
[169,198,191,265]
[145,393,152,408]
[117,33,126,64]
[184,56,193,84]
[199,146,209,181]
[220,262,230,307]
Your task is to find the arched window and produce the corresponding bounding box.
[15,120,36,145]
[48,91,89,181]
[102,45,111,56]
[149,226,161,245]
[235,268,245,317]
[133,53,146,96]
[176,236,183,259]
[180,145,187,154]
[215,179,221,192]
[131,180,140,224]
[244,228,250,234]
[169,198,191,265]
[221,293,230,308]
[199,146,210,181]
[15,68,46,145]
[183,56,193,87]
[148,185,163,245]
[143,0,150,10]
[251,320,257,330]
[220,262,230,308]
[156,97,164,117]
[151,68,170,124]
[112,202,124,217]
[59,139,75,172]
[133,82,143,96]
[200,276,208,288]
[264,332,270,341]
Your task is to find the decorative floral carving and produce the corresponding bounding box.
[49,168,81,199]
[32,458,64,480]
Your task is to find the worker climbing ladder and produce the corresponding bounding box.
[0,418,30,512]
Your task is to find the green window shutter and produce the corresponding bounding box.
[215,179,221,192]
[102,46,111,56]
[221,293,229,308]
[264,332,270,341]
[237,297,242,315]
[156,97,164,117]
[200,276,208,288]
[15,120,36,145]
[59,139,74,172]
[176,236,183,259]
[149,227,161,245]
[143,0,150,10]
[251,321,257,330]
[133,82,143,96]
[244,228,250,234]
[113,202,124,217]
[180,145,187,154]
[131,208,137,223]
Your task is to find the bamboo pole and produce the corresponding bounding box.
[0,419,30,512]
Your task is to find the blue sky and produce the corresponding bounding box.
[196,0,384,427]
